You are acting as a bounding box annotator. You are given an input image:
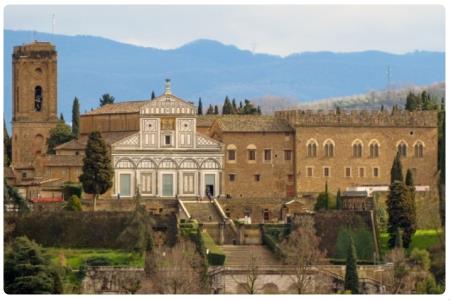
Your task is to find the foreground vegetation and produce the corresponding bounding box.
[380,229,443,257]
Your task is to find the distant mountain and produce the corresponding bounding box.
[3,30,445,130]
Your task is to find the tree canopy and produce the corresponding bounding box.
[46,120,73,154]
[99,93,115,107]
[71,97,80,139]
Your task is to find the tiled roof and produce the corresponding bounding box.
[55,132,137,151]
[83,100,147,115]
[215,115,293,132]
[197,115,220,127]
[45,155,84,167]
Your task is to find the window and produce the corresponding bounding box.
[263,209,270,221]
[370,142,379,158]
[323,167,330,177]
[324,140,334,158]
[264,149,272,162]
[359,167,365,178]
[307,140,317,157]
[34,86,42,112]
[141,173,153,193]
[228,150,236,161]
[353,140,363,158]
[287,174,294,182]
[183,173,195,194]
[414,141,424,158]
[373,167,379,178]
[164,135,171,145]
[345,167,352,178]
[284,150,293,161]
[306,167,313,177]
[229,174,236,182]
[255,174,261,182]
[397,141,408,157]
[225,208,231,218]
[119,173,131,196]
[248,150,256,161]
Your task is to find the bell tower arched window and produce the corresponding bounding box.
[414,141,424,158]
[34,86,43,112]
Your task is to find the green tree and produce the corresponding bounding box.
[336,189,343,210]
[206,104,214,115]
[222,96,232,115]
[59,113,65,122]
[151,91,156,100]
[4,179,29,213]
[214,105,219,115]
[438,98,445,226]
[314,182,329,210]
[344,236,359,294]
[64,195,82,211]
[71,97,80,139]
[117,203,154,253]
[5,236,62,294]
[46,120,73,154]
[99,93,115,107]
[4,119,12,166]
[231,98,238,114]
[79,131,113,211]
[390,152,404,184]
[240,99,258,115]
[405,92,420,111]
[197,97,203,115]
[256,106,262,115]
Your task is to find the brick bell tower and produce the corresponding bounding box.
[11,41,58,173]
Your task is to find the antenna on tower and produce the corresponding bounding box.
[386,65,392,102]
[52,13,56,35]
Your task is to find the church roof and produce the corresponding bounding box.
[83,100,147,115]
[215,115,294,132]
[197,115,219,127]
[55,132,137,151]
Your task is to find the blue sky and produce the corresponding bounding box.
[4,5,445,56]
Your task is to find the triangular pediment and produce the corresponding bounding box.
[140,94,196,115]
[196,133,222,149]
[112,133,140,149]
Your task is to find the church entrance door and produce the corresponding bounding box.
[162,174,174,197]
[205,174,215,197]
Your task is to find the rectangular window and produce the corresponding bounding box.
[119,173,131,196]
[324,167,330,177]
[228,150,236,161]
[306,167,313,177]
[229,174,236,182]
[255,174,261,181]
[141,173,153,193]
[284,150,293,161]
[264,149,272,162]
[162,174,174,197]
[373,167,379,178]
[248,150,256,161]
[359,167,365,178]
[287,174,294,182]
[345,167,351,178]
[165,135,171,145]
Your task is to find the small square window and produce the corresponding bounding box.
[248,150,256,161]
[324,167,330,177]
[373,167,379,178]
[345,167,351,178]
[284,150,293,161]
[287,174,294,182]
[255,174,261,181]
[264,149,272,162]
[165,135,171,145]
[228,150,236,161]
[306,167,313,177]
[229,174,236,182]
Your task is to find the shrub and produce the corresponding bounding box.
[335,227,374,261]
[64,195,82,211]
[201,232,225,266]
[262,232,285,259]
[85,256,113,266]
[63,183,82,201]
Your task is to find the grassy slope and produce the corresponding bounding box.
[379,229,443,257]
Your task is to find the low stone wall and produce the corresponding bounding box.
[81,266,145,294]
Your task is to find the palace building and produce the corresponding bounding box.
[7,41,439,202]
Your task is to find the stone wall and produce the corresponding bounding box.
[81,266,145,294]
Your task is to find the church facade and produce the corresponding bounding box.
[110,80,223,198]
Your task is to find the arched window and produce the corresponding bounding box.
[34,86,43,112]
[323,139,334,158]
[397,141,408,158]
[306,139,318,157]
[414,141,424,158]
[352,140,363,158]
[369,140,380,158]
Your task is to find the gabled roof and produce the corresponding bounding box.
[55,132,138,151]
[139,93,196,116]
[83,100,147,116]
[215,115,294,132]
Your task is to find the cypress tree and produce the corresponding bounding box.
[405,92,419,111]
[4,120,12,167]
[197,98,203,115]
[79,131,113,211]
[390,152,404,184]
[72,97,80,139]
[344,237,360,294]
[59,113,65,122]
[214,105,219,115]
[232,98,238,114]
[336,189,343,210]
[386,180,410,249]
[403,169,417,248]
[394,227,403,248]
[257,106,262,115]
[206,104,214,115]
[222,96,232,115]
[239,101,243,113]
[151,91,156,100]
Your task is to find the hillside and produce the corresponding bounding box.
[3,30,445,129]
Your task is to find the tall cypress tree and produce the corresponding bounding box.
[344,237,360,294]
[206,104,214,115]
[72,97,80,139]
[232,98,238,114]
[59,113,65,122]
[405,92,419,111]
[222,96,232,115]
[4,120,12,167]
[79,131,113,211]
[403,169,417,248]
[197,98,203,115]
[390,152,404,184]
[214,105,219,115]
[151,91,156,100]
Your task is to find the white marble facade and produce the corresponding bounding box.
[111,81,223,199]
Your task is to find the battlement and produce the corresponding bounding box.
[13,41,56,60]
[274,109,438,128]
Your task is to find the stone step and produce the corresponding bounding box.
[221,245,281,266]
[183,202,223,223]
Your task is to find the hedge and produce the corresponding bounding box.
[63,183,82,201]
[262,232,285,259]
[201,231,226,266]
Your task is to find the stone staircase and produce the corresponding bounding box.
[182,201,223,223]
[221,245,281,266]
